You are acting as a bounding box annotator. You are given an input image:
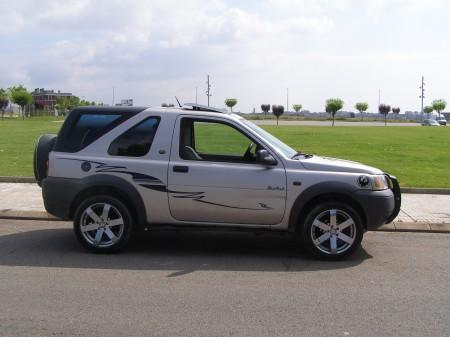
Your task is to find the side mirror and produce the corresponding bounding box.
[257,149,277,166]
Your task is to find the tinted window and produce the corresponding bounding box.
[62,113,122,152]
[108,117,160,157]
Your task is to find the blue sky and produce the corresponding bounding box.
[1,0,449,112]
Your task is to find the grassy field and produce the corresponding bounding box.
[0,117,449,188]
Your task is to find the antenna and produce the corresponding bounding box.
[175,96,182,108]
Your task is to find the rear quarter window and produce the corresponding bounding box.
[108,117,161,157]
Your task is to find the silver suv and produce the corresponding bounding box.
[34,104,401,259]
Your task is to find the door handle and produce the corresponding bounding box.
[173,165,189,173]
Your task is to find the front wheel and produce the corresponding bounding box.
[301,201,364,259]
[74,195,133,253]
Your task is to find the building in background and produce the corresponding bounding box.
[115,99,133,107]
[31,88,73,112]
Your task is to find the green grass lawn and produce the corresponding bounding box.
[0,117,63,177]
[0,117,449,187]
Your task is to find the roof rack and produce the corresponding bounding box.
[182,103,228,113]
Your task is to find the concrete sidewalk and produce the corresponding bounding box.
[0,183,449,233]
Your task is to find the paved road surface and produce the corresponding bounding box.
[252,120,421,126]
[0,219,449,337]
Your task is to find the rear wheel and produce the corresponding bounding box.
[74,195,133,253]
[301,201,364,259]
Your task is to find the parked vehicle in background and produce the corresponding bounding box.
[421,119,440,126]
[436,117,447,126]
[34,104,401,260]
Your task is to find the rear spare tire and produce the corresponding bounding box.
[33,134,57,186]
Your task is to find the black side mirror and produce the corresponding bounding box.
[257,149,277,166]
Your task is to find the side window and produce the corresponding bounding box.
[108,117,160,157]
[64,113,122,152]
[179,118,258,163]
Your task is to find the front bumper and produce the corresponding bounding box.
[353,175,401,230]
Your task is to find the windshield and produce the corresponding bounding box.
[241,119,297,158]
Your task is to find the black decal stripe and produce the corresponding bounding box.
[140,184,272,210]
[60,158,163,183]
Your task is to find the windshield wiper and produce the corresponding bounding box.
[291,152,313,159]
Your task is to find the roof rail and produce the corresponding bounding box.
[182,103,228,113]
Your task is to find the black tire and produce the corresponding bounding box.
[301,201,364,260]
[34,134,57,186]
[74,195,133,253]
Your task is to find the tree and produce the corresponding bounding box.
[261,104,270,118]
[8,85,32,120]
[272,105,284,126]
[325,98,344,126]
[378,104,391,126]
[292,104,302,113]
[0,89,9,119]
[432,99,446,118]
[355,102,368,121]
[392,107,400,114]
[225,98,237,112]
[55,96,95,115]
[424,105,433,118]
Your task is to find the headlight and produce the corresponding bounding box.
[371,175,389,190]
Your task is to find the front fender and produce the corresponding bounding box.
[288,181,361,232]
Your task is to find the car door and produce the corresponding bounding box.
[167,115,286,225]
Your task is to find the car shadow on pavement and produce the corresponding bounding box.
[0,227,372,275]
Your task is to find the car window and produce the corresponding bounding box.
[108,117,160,157]
[179,118,259,163]
[62,113,123,152]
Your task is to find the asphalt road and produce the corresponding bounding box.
[0,220,449,337]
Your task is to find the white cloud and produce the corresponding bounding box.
[0,0,449,112]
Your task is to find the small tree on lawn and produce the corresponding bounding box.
[0,88,9,119]
[9,85,32,120]
[261,104,270,118]
[225,98,237,112]
[432,99,446,118]
[272,105,284,126]
[355,102,368,121]
[325,98,344,127]
[424,105,433,119]
[379,104,391,126]
[292,104,302,113]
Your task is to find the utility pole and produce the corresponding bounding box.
[195,87,198,104]
[206,75,211,106]
[112,87,115,106]
[419,76,425,120]
[286,88,289,113]
[378,89,381,107]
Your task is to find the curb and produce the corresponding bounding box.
[0,176,36,183]
[0,211,449,233]
[399,187,450,195]
[0,210,60,221]
[1,177,450,195]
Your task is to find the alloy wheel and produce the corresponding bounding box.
[310,209,357,255]
[79,203,125,248]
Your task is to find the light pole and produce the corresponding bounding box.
[206,75,211,106]
[419,76,425,121]
[286,88,289,114]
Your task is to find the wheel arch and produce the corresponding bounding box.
[288,182,367,232]
[69,174,147,228]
